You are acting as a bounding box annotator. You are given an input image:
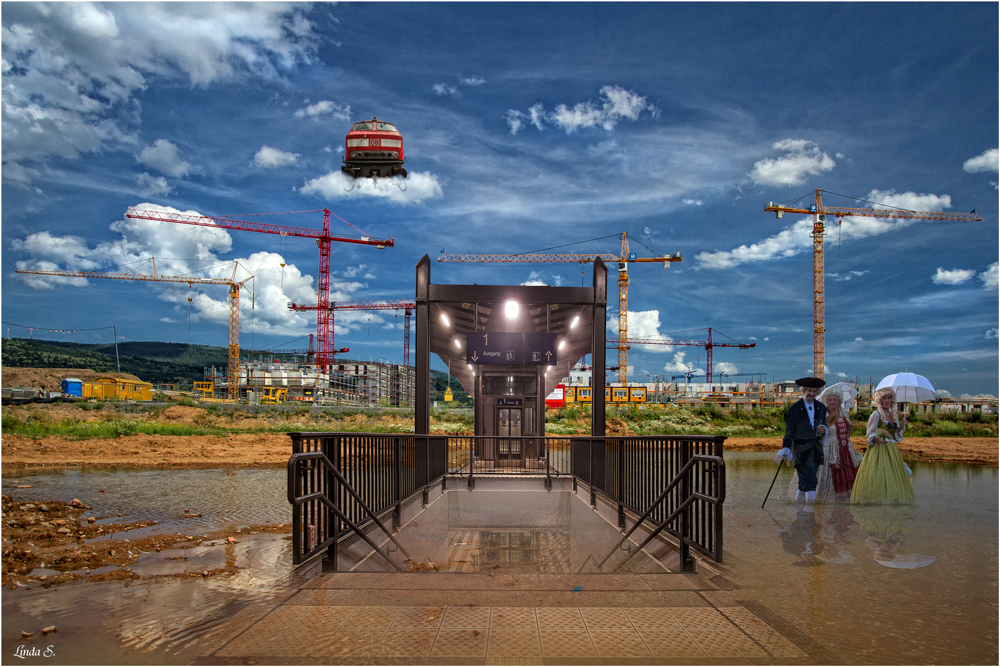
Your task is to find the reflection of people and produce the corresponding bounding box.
[777,507,825,566]
[851,387,914,504]
[787,387,864,502]
[851,503,934,568]
[775,377,828,503]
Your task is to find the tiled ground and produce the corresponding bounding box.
[208,599,807,663]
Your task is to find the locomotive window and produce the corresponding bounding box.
[352,122,374,131]
[375,122,397,132]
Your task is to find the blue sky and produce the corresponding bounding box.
[3,3,997,396]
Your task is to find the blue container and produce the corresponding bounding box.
[61,378,83,397]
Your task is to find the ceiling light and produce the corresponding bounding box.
[503,300,519,319]
[570,315,580,328]
[454,338,461,348]
[440,313,450,327]
[558,340,566,350]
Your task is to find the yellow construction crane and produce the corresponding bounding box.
[764,188,982,380]
[16,260,254,400]
[438,232,682,384]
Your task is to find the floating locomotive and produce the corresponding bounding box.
[341,117,407,185]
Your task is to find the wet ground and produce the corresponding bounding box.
[2,456,998,664]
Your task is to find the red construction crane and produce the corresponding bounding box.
[125,206,394,370]
[606,327,756,382]
[763,188,981,380]
[287,299,415,367]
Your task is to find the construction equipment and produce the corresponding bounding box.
[606,328,756,382]
[287,299,414,367]
[438,232,682,384]
[16,261,253,400]
[194,381,214,398]
[260,386,288,405]
[764,188,981,380]
[125,206,394,371]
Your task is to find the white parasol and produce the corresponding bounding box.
[874,553,937,569]
[876,373,936,404]
[818,382,858,410]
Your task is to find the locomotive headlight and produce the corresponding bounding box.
[392,152,399,159]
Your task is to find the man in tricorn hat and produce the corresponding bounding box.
[775,377,827,503]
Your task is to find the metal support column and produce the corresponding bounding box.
[592,258,607,437]
[415,256,431,436]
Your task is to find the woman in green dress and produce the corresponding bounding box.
[851,386,914,504]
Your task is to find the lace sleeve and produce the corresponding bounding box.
[865,411,881,444]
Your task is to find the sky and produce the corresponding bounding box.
[2,2,998,397]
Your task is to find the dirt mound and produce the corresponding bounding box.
[159,405,203,423]
[1,367,144,389]
[607,417,635,436]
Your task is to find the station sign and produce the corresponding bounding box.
[497,398,522,406]
[465,332,558,366]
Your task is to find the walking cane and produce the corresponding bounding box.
[762,460,785,509]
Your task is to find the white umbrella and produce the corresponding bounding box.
[877,373,936,404]
[818,382,858,410]
[874,553,937,569]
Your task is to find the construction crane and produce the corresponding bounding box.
[606,327,756,382]
[438,232,683,384]
[287,299,414,367]
[125,206,394,371]
[16,260,253,400]
[764,188,981,380]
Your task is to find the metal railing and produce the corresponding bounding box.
[287,432,725,567]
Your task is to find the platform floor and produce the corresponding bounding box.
[195,570,829,665]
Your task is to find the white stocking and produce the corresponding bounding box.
[805,490,816,503]
[795,491,807,502]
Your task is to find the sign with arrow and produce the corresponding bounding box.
[465,332,557,366]
[523,332,558,366]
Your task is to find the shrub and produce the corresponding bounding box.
[2,412,22,431]
[930,420,964,437]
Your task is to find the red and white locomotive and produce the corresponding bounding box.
[341,117,407,182]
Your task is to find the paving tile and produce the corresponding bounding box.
[685,629,743,658]
[443,606,491,628]
[622,608,681,629]
[693,608,736,629]
[665,607,733,629]
[490,607,538,629]
[635,629,707,659]
[342,606,401,628]
[588,629,652,658]
[487,629,542,657]
[297,606,356,629]
[261,605,311,626]
[432,628,489,657]
[214,631,276,657]
[484,659,543,666]
[717,607,771,630]
[392,605,447,628]
[535,608,586,629]
[256,626,335,657]
[539,629,596,657]
[743,627,807,659]
[374,628,438,657]
[313,628,386,658]
[302,573,385,589]
[715,628,769,658]
[581,608,632,629]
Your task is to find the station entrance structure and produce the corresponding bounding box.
[414,254,609,439]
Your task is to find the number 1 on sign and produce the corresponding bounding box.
[483,333,488,345]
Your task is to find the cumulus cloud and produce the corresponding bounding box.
[714,362,739,376]
[136,172,173,196]
[682,199,703,206]
[607,310,674,352]
[2,161,42,189]
[985,328,998,340]
[837,372,848,378]
[254,145,299,168]
[300,170,443,204]
[505,86,656,135]
[459,77,486,86]
[521,270,547,286]
[432,83,459,97]
[136,139,194,178]
[936,389,953,397]
[2,3,318,174]
[294,100,351,120]
[663,351,704,376]
[828,270,868,281]
[9,203,358,336]
[932,267,976,285]
[855,337,863,342]
[697,189,953,269]
[749,139,836,187]
[963,148,999,173]
[981,262,998,290]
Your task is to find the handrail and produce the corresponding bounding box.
[288,450,412,570]
[595,454,725,571]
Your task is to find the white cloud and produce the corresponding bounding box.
[682,199,703,206]
[607,310,674,352]
[294,100,350,120]
[715,362,739,376]
[981,262,998,290]
[2,3,318,168]
[136,172,172,196]
[136,139,194,178]
[2,161,42,188]
[937,389,953,397]
[9,203,366,336]
[749,139,836,187]
[300,170,443,205]
[254,145,299,168]
[855,337,863,342]
[763,337,769,342]
[986,328,998,340]
[459,77,486,86]
[748,336,757,340]
[521,270,547,286]
[697,189,952,269]
[663,351,704,376]
[828,270,868,282]
[932,267,976,285]
[837,372,848,378]
[508,86,656,135]
[963,148,999,173]
[432,83,459,97]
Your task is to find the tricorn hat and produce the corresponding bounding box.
[795,376,826,389]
